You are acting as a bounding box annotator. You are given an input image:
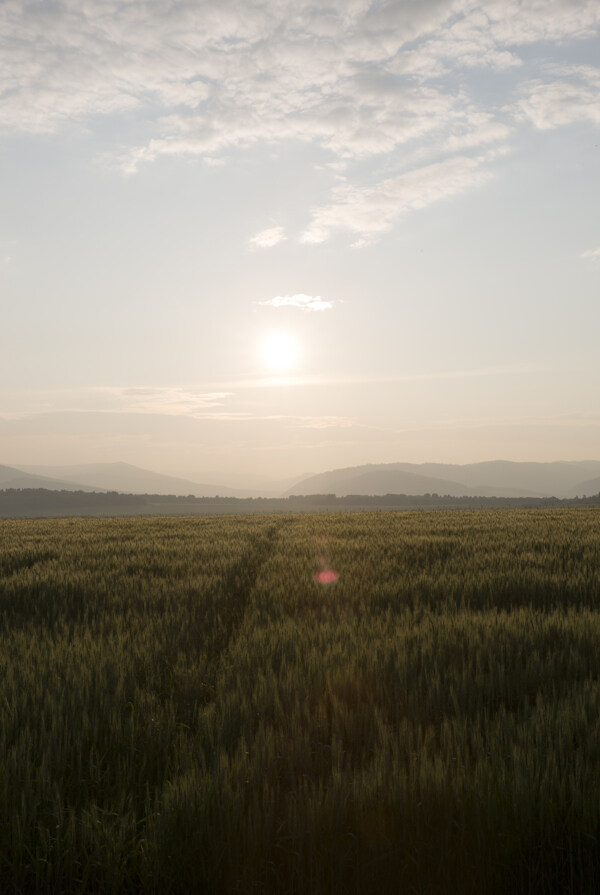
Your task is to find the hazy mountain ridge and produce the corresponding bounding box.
[0,465,98,492]
[575,476,600,497]
[3,460,600,500]
[288,461,600,499]
[18,462,247,498]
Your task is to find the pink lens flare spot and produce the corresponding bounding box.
[314,568,339,585]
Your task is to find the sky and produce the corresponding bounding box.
[1,0,599,486]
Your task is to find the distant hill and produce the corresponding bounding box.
[0,464,97,492]
[401,460,600,497]
[288,461,600,498]
[288,468,482,498]
[575,476,600,497]
[18,462,242,497]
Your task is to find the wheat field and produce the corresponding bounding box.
[1,509,600,893]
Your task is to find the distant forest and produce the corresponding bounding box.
[2,488,600,518]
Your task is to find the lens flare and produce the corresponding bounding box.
[314,568,339,585]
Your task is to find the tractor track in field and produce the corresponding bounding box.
[199,519,285,708]
[219,520,282,653]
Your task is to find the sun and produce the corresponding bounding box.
[260,332,299,373]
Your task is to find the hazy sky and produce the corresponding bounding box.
[1,0,599,485]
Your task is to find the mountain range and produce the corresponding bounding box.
[2,462,242,497]
[1,460,600,500]
[287,460,600,499]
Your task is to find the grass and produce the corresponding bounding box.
[1,509,599,893]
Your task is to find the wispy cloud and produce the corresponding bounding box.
[249,226,287,248]
[515,66,600,130]
[291,415,355,429]
[0,364,537,423]
[115,387,232,416]
[258,294,335,312]
[0,386,234,419]
[301,154,493,245]
[194,362,543,393]
[581,246,600,260]
[0,387,355,432]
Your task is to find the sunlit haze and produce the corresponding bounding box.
[1,1,599,488]
[260,333,300,373]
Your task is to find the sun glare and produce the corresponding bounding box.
[260,332,299,373]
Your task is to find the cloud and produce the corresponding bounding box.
[515,66,600,130]
[5,1,597,147]
[258,294,334,311]
[249,226,287,248]
[581,247,600,260]
[444,115,512,152]
[2,0,599,239]
[482,0,600,45]
[301,154,492,245]
[110,387,234,416]
[399,1,600,77]
[291,415,355,429]
[32,386,235,418]
[0,393,354,432]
